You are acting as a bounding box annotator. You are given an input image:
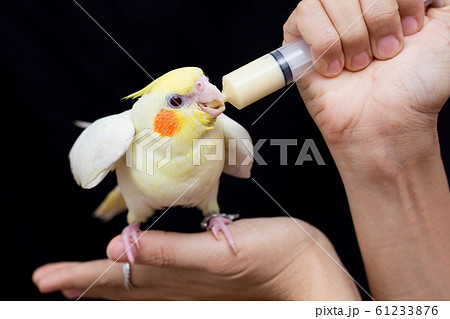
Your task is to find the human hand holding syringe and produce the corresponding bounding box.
[222,0,445,109]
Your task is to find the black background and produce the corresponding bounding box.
[0,0,448,300]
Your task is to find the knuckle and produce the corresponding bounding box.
[365,6,399,27]
[314,33,340,55]
[60,268,75,288]
[97,273,113,288]
[297,0,315,14]
[340,28,369,47]
[152,243,176,268]
[282,21,290,34]
[96,270,117,288]
[61,267,79,288]
[283,1,309,34]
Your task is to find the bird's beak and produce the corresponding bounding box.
[195,75,225,118]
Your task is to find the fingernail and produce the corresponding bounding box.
[107,236,124,259]
[351,51,371,69]
[377,35,401,58]
[106,245,112,259]
[328,59,341,75]
[107,240,130,262]
[106,240,118,259]
[401,16,419,35]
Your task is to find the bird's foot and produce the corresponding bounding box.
[201,213,239,254]
[121,223,141,264]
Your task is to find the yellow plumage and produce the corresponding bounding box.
[124,67,203,99]
[69,67,253,260]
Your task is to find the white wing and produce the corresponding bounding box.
[215,113,253,178]
[69,110,135,189]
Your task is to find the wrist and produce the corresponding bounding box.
[328,126,450,299]
[327,126,441,181]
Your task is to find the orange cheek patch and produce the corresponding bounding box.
[153,109,181,137]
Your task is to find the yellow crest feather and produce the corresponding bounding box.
[123,67,204,100]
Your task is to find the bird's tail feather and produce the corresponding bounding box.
[93,185,127,222]
[73,120,91,129]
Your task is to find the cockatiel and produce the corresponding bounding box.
[69,67,253,263]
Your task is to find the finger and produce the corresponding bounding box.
[319,0,372,71]
[61,289,85,300]
[398,0,425,35]
[107,229,237,271]
[283,0,344,76]
[62,287,131,300]
[35,259,123,293]
[32,262,80,285]
[361,0,404,60]
[64,284,179,301]
[62,287,143,300]
[283,7,302,44]
[426,0,450,20]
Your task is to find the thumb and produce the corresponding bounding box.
[106,229,237,270]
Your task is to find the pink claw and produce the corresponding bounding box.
[121,223,141,264]
[207,217,237,254]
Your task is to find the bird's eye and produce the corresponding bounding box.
[168,95,184,108]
